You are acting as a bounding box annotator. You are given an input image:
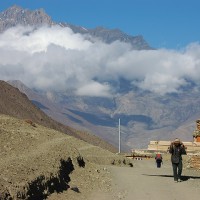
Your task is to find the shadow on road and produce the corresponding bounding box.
[142,174,200,181]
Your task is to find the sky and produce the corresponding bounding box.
[0,0,200,49]
[0,0,200,97]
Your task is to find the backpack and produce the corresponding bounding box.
[170,143,186,155]
[170,144,186,163]
[155,154,162,161]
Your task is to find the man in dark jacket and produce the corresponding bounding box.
[169,138,186,182]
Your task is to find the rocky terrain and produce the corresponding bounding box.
[0,5,53,32]
[0,80,134,199]
[0,115,133,199]
[1,114,199,200]
[0,80,117,153]
[8,80,200,151]
[0,5,151,50]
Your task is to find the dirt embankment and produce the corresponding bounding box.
[0,115,133,199]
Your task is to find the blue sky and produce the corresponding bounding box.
[0,0,200,49]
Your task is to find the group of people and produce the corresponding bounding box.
[155,138,187,182]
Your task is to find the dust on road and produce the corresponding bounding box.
[106,157,200,200]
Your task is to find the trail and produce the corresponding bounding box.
[107,158,200,200]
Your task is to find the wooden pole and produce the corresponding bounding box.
[119,118,121,154]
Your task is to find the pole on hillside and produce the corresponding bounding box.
[119,118,121,154]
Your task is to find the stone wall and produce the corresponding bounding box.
[148,140,200,152]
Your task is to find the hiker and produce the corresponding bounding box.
[155,153,163,168]
[169,138,186,182]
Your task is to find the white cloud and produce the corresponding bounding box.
[0,25,200,97]
[0,25,92,52]
[76,81,112,97]
[135,73,187,94]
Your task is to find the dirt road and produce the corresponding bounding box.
[106,158,200,200]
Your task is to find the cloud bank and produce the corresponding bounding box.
[0,25,200,97]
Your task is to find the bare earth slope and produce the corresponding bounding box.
[0,80,117,152]
[0,115,132,199]
[1,115,199,200]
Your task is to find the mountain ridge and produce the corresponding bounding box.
[0,80,117,153]
[0,5,53,32]
[0,5,152,50]
[8,80,199,151]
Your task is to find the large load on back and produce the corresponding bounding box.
[193,119,200,142]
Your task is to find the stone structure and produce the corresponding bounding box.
[148,140,200,152]
[147,119,200,153]
[193,119,200,142]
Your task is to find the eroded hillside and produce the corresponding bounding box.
[0,115,132,199]
[0,80,117,153]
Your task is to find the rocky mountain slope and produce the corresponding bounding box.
[10,79,200,150]
[0,80,117,153]
[0,5,152,50]
[0,114,132,199]
[0,5,53,32]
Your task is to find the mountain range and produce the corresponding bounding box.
[0,5,199,151]
[0,5,152,50]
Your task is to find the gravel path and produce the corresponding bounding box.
[107,158,200,200]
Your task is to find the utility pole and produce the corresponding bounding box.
[118,118,121,154]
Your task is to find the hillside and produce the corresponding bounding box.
[0,80,117,153]
[8,80,200,151]
[0,115,132,199]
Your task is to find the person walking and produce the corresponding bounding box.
[169,138,186,182]
[155,153,163,168]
